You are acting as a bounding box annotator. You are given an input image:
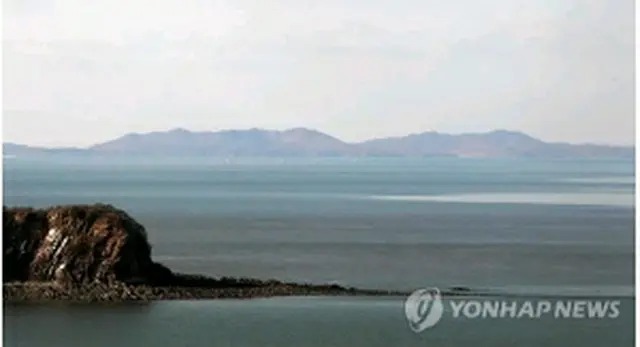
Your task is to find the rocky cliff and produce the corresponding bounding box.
[3,204,406,302]
[3,204,173,286]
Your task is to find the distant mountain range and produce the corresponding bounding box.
[3,128,634,158]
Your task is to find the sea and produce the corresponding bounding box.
[2,156,636,347]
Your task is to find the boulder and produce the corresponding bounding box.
[3,204,172,286]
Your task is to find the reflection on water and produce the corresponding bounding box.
[368,192,634,207]
[559,176,636,184]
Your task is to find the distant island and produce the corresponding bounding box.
[3,128,634,159]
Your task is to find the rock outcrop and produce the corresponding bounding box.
[3,204,172,286]
[3,203,407,302]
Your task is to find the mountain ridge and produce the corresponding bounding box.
[3,128,634,158]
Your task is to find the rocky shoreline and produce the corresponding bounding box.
[3,204,414,303]
[3,273,411,303]
[3,279,408,303]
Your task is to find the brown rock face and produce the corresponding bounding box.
[3,204,169,286]
[3,204,407,303]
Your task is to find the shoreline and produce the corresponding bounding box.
[4,204,631,304]
[3,279,410,303]
[7,281,628,304]
[6,281,633,303]
[3,204,412,304]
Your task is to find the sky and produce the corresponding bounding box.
[2,0,635,147]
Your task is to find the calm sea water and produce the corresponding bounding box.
[3,156,636,346]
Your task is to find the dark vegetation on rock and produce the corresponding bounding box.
[3,204,405,302]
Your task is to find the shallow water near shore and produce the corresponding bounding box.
[3,157,635,346]
[4,296,635,347]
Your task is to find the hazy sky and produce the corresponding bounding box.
[3,0,635,147]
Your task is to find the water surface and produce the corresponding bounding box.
[3,157,635,346]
